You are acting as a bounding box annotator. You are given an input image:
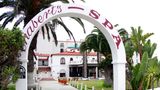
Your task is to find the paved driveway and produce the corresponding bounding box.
[38,81,78,90]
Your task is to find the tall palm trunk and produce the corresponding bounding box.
[83,52,87,78]
[103,65,113,85]
[97,52,100,78]
[27,34,38,90]
[151,76,154,90]
[1,78,10,90]
[28,34,38,72]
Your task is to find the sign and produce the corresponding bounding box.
[22,4,122,52]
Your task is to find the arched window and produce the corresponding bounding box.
[70,57,73,61]
[60,43,64,52]
[60,57,65,64]
[60,43,64,48]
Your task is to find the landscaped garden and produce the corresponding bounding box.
[7,84,15,90]
[76,80,112,90]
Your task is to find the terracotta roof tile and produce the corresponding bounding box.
[52,51,96,56]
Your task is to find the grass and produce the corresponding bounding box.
[76,80,112,90]
[7,83,15,90]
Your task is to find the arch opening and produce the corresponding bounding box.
[17,4,126,90]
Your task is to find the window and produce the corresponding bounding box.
[38,60,48,66]
[60,43,64,48]
[91,58,95,62]
[60,73,66,77]
[60,69,66,77]
[70,57,73,61]
[60,57,65,64]
[60,48,64,52]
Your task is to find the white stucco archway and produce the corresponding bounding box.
[16,4,126,90]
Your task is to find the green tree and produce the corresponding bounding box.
[131,52,160,90]
[130,26,154,61]
[125,26,159,90]
[80,26,127,85]
[0,27,24,90]
[80,26,111,79]
[124,27,155,82]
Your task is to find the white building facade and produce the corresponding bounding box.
[50,51,97,79]
[35,34,98,80]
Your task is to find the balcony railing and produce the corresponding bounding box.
[69,59,97,65]
[38,63,48,66]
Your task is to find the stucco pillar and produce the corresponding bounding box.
[112,62,126,90]
[16,59,28,90]
[95,67,98,79]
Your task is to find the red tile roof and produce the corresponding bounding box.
[52,51,96,56]
[35,53,51,57]
[38,58,48,61]
[35,52,97,57]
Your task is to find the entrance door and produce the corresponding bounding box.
[60,73,66,77]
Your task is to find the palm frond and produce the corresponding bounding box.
[0,0,15,8]
[43,0,69,5]
[13,16,25,27]
[150,43,157,57]
[91,27,100,34]
[71,17,86,33]
[50,27,58,45]
[48,20,58,45]
[79,41,87,53]
[45,24,50,41]
[54,0,69,3]
[2,13,14,28]
[142,33,154,44]
[57,19,76,43]
[41,26,45,39]
[0,11,13,21]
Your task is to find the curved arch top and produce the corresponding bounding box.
[19,4,126,90]
[22,4,126,64]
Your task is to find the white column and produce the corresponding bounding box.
[95,67,98,79]
[16,59,28,90]
[112,62,126,90]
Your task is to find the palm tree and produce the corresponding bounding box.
[130,26,154,61]
[146,57,160,90]
[131,52,160,90]
[126,26,159,90]
[131,52,149,90]
[80,26,127,85]
[0,0,85,88]
[124,26,155,83]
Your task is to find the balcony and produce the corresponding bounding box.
[38,60,49,67]
[69,59,97,65]
[87,59,97,64]
[69,60,83,65]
